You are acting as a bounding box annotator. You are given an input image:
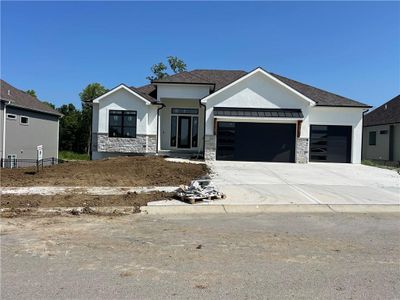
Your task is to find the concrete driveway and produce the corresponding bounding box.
[209,161,399,205]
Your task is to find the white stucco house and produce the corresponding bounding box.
[91,67,370,163]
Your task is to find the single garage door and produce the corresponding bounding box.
[310,125,352,163]
[216,122,296,162]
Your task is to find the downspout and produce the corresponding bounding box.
[2,100,10,167]
[155,102,165,154]
[199,99,206,159]
[361,108,370,162]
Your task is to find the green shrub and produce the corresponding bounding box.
[59,151,89,161]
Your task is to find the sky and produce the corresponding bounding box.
[1,1,399,109]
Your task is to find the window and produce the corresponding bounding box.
[20,116,29,125]
[170,116,177,147]
[108,110,137,138]
[7,154,17,168]
[369,131,376,145]
[6,114,16,120]
[380,130,388,135]
[192,117,198,147]
[171,108,198,115]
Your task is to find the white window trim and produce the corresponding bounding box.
[6,113,17,120]
[20,115,29,125]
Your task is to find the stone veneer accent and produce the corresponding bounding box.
[94,133,157,154]
[296,138,309,164]
[204,135,217,161]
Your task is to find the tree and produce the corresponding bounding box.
[146,62,168,81]
[79,83,109,155]
[58,104,81,152]
[167,56,187,74]
[42,101,56,109]
[147,56,187,81]
[26,90,37,97]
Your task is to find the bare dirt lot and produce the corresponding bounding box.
[0,192,173,209]
[1,156,208,187]
[1,157,206,210]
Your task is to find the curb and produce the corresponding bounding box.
[140,204,400,215]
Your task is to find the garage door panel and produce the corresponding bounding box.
[310,125,352,163]
[216,122,296,162]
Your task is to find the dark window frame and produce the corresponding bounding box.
[369,131,376,146]
[20,116,29,125]
[170,116,177,147]
[171,108,199,115]
[108,110,137,138]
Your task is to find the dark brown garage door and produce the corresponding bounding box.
[310,125,352,163]
[216,122,296,162]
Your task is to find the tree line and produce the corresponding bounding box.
[29,56,187,155]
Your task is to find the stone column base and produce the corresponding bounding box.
[296,138,309,163]
[204,135,216,161]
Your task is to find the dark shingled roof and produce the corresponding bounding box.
[364,95,400,126]
[1,80,62,116]
[128,85,157,103]
[135,69,370,108]
[269,73,370,108]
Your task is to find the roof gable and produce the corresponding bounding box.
[364,95,400,126]
[0,80,62,116]
[201,68,316,106]
[92,84,153,104]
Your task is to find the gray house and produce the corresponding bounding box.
[363,95,400,162]
[1,80,62,167]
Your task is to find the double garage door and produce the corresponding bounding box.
[216,122,352,163]
[216,122,296,162]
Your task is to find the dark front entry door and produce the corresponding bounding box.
[216,122,296,162]
[178,116,191,148]
[310,125,352,163]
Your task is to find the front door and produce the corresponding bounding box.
[178,116,191,148]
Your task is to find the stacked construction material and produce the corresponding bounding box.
[175,177,226,204]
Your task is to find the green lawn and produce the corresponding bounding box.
[362,159,399,171]
[59,151,90,161]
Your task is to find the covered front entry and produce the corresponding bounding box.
[216,122,296,162]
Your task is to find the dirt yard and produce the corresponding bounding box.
[1,156,208,187]
[0,192,173,209]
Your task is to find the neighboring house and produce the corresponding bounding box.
[0,80,62,167]
[91,67,370,163]
[363,95,400,162]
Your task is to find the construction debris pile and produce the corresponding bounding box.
[175,177,226,204]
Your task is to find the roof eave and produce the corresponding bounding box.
[5,102,62,117]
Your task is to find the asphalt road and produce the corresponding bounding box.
[1,213,399,299]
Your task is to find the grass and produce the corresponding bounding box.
[59,151,90,161]
[362,159,400,171]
